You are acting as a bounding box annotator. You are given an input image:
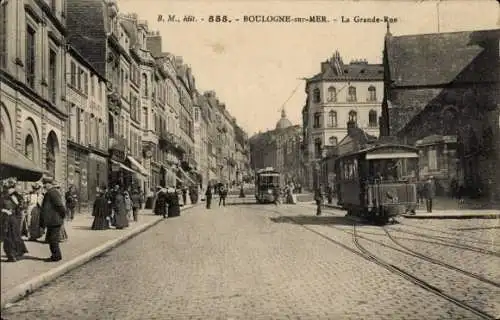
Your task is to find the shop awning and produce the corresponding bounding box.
[111,159,138,175]
[0,140,47,181]
[127,156,150,176]
[178,166,196,184]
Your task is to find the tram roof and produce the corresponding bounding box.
[335,143,418,161]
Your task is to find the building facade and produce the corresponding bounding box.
[1,0,251,194]
[65,46,108,204]
[249,109,304,184]
[1,0,68,190]
[302,51,383,190]
[380,28,500,199]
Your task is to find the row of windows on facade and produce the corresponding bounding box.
[313,110,378,128]
[67,105,107,150]
[312,86,377,104]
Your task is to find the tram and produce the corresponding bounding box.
[255,167,281,204]
[334,144,419,225]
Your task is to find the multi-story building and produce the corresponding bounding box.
[65,45,108,204]
[193,90,209,187]
[249,109,304,184]
[233,123,251,184]
[67,0,149,191]
[1,0,68,189]
[380,27,500,199]
[302,51,383,189]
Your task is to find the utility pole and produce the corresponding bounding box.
[436,0,441,33]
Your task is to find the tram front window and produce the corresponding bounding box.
[369,159,402,183]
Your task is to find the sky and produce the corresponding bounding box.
[117,0,499,136]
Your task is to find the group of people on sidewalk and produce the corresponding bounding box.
[90,185,144,230]
[0,174,150,264]
[0,176,70,263]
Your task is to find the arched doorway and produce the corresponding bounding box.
[46,131,60,179]
[0,102,13,145]
[24,135,35,161]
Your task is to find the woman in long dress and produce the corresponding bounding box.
[91,189,110,230]
[0,178,29,262]
[27,183,45,241]
[166,187,181,218]
[113,191,129,229]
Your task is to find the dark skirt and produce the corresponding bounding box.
[28,206,44,240]
[114,210,129,229]
[167,205,181,218]
[2,214,28,258]
[91,216,110,230]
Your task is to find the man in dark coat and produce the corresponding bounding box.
[40,177,66,262]
[424,176,436,213]
[218,184,228,206]
[205,184,213,209]
[130,189,142,222]
[65,185,78,221]
[315,185,324,216]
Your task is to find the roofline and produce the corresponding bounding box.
[335,143,418,160]
[389,28,500,39]
[67,45,107,81]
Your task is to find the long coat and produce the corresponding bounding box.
[91,195,109,230]
[40,187,66,228]
[166,191,180,217]
[113,193,129,229]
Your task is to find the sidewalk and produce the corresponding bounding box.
[1,204,195,308]
[323,199,500,220]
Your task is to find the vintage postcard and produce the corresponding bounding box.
[0,0,499,319]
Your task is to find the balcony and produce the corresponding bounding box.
[142,131,158,158]
[108,91,122,115]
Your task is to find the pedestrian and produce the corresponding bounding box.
[0,178,29,262]
[218,184,227,206]
[27,182,44,241]
[64,185,78,221]
[91,188,110,230]
[181,186,188,206]
[39,177,66,262]
[272,186,281,206]
[51,182,68,242]
[315,185,324,216]
[166,187,181,218]
[124,191,133,221]
[205,183,213,209]
[424,176,436,213]
[153,187,168,218]
[113,189,129,229]
[130,189,142,222]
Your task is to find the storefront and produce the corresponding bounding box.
[67,143,90,204]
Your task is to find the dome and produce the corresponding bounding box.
[275,108,293,129]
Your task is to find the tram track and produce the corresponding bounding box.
[386,226,500,257]
[397,222,499,247]
[246,204,498,319]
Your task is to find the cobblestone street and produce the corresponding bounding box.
[2,201,499,320]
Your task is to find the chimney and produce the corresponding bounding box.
[146,32,162,57]
[347,120,357,136]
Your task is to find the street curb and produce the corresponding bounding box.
[1,205,195,309]
[401,213,500,220]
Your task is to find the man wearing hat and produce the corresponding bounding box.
[40,176,66,262]
[424,176,436,213]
